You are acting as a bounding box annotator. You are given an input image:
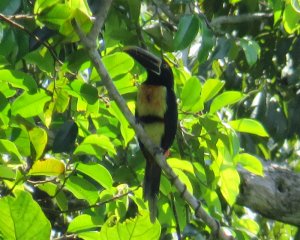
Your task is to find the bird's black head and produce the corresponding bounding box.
[124,46,174,89]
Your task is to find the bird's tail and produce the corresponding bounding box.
[143,158,161,223]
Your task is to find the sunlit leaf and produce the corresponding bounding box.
[5,127,31,157]
[34,0,61,14]
[283,3,300,33]
[0,190,51,240]
[235,153,264,176]
[292,0,300,13]
[219,167,240,206]
[0,69,37,93]
[229,118,269,137]
[65,175,99,205]
[11,90,51,118]
[0,165,15,180]
[29,127,48,160]
[65,80,98,104]
[103,52,135,79]
[29,158,65,176]
[181,76,203,112]
[77,163,113,189]
[173,168,193,194]
[210,91,244,113]
[99,210,160,240]
[0,139,22,163]
[167,158,194,174]
[74,134,116,158]
[109,102,135,147]
[68,214,103,233]
[201,78,225,103]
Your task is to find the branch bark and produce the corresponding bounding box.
[237,164,300,227]
[211,12,273,27]
[73,2,233,240]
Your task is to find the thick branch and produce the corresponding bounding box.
[73,2,233,240]
[237,164,300,226]
[211,13,273,27]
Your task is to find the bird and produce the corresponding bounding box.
[124,46,178,222]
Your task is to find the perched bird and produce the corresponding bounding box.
[124,47,178,222]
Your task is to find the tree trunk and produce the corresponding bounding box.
[237,164,300,226]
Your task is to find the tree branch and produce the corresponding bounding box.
[73,2,233,240]
[211,12,273,27]
[237,163,300,226]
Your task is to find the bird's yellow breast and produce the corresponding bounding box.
[136,85,167,118]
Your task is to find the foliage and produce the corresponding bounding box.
[0,0,299,239]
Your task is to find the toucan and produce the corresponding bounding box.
[124,47,178,222]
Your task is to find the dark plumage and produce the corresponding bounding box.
[124,47,177,222]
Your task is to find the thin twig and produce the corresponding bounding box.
[0,13,62,64]
[44,189,134,214]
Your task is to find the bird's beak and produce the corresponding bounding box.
[124,46,162,75]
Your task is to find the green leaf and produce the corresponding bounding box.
[0,139,22,163]
[272,0,283,25]
[233,215,260,236]
[239,38,261,66]
[65,80,98,104]
[34,0,61,14]
[109,102,134,147]
[167,158,194,174]
[54,89,70,113]
[38,182,58,196]
[128,0,141,23]
[29,127,48,160]
[0,165,15,179]
[5,127,31,157]
[174,15,199,50]
[38,4,72,26]
[210,91,244,113]
[0,0,21,15]
[103,52,135,79]
[181,76,203,112]
[24,48,54,73]
[68,214,103,233]
[203,189,222,215]
[76,163,113,189]
[234,153,264,176]
[38,182,68,211]
[29,158,65,176]
[0,190,51,240]
[283,3,300,33]
[74,134,116,159]
[65,175,99,204]
[198,17,214,64]
[0,69,38,93]
[0,92,10,128]
[292,0,300,13]
[200,78,225,103]
[173,168,193,194]
[99,210,160,240]
[219,167,240,206]
[53,120,78,153]
[229,118,269,137]
[11,90,51,118]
